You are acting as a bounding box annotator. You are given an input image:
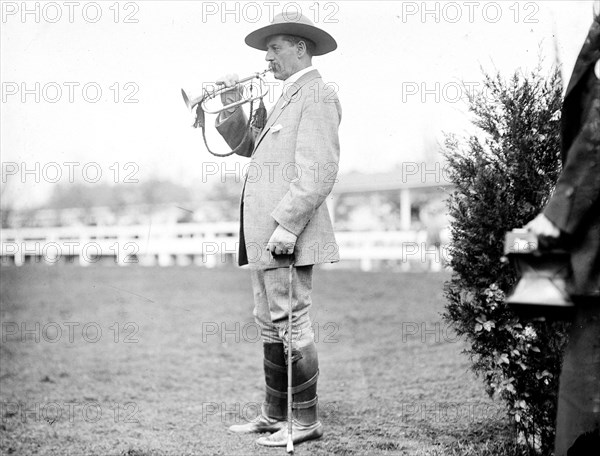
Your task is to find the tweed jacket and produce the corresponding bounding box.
[216,69,342,269]
[544,18,600,298]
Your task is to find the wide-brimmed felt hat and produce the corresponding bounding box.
[245,12,337,56]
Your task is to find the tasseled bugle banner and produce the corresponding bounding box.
[252,98,267,130]
[193,103,205,129]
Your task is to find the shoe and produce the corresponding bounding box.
[228,414,285,434]
[256,421,323,446]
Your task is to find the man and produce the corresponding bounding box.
[214,13,341,447]
[524,6,599,455]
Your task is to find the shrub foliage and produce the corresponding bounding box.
[442,65,570,453]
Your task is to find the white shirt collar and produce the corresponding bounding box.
[283,65,316,86]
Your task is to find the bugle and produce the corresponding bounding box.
[181,69,271,157]
[181,69,270,114]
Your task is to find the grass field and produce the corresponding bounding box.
[0,266,517,455]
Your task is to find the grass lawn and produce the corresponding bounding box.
[0,266,517,455]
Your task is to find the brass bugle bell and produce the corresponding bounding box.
[181,69,270,115]
[504,228,574,319]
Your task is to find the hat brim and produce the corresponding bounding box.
[245,23,337,56]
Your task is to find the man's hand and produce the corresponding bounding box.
[215,73,242,115]
[525,213,561,238]
[266,225,297,256]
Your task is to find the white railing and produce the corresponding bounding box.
[0,223,444,271]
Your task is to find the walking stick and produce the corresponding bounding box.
[286,259,294,454]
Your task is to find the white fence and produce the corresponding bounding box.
[0,223,445,271]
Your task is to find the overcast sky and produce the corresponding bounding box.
[1,1,596,208]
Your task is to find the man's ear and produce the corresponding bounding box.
[297,40,307,58]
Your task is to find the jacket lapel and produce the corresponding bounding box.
[252,70,321,153]
[565,19,600,98]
